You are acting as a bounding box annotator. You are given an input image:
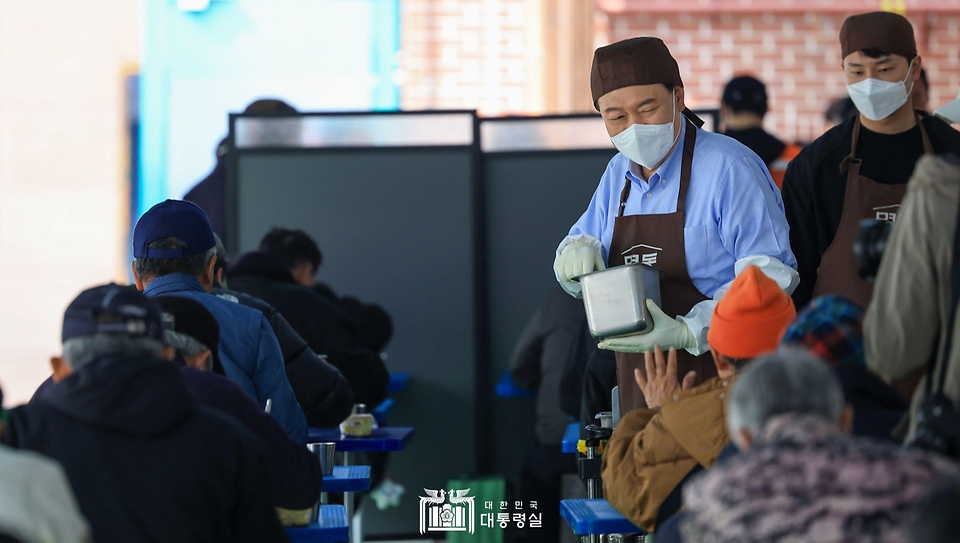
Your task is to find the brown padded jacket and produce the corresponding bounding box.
[600,375,734,531]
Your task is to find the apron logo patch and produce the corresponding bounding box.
[622,244,662,266]
[873,204,900,223]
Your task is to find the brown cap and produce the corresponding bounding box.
[590,37,703,127]
[840,12,917,61]
[591,38,683,108]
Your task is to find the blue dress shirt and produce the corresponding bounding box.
[566,120,797,299]
[144,273,307,443]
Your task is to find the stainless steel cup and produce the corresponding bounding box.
[307,442,336,476]
[307,442,337,523]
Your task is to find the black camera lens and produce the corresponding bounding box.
[854,218,893,280]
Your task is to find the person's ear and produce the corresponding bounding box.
[910,56,922,81]
[50,356,72,383]
[711,347,730,374]
[131,262,145,291]
[159,346,177,362]
[675,86,685,112]
[840,404,855,435]
[201,256,217,291]
[215,268,225,287]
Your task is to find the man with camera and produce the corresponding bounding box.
[865,154,960,446]
[782,12,960,309]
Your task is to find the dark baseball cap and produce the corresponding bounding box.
[153,296,225,375]
[722,76,768,116]
[133,200,216,259]
[62,284,166,344]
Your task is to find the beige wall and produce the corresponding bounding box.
[0,2,139,403]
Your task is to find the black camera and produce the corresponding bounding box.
[907,392,960,459]
[854,218,892,280]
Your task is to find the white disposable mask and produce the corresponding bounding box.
[610,91,681,170]
[846,59,915,121]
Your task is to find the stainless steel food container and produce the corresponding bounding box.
[578,264,663,339]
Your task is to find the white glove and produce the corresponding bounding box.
[554,242,606,297]
[598,299,696,353]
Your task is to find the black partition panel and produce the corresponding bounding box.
[228,111,480,536]
[480,115,618,483]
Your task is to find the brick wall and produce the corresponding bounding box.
[399,0,538,114]
[604,10,960,143]
[399,0,960,143]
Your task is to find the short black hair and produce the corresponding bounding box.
[134,237,216,281]
[244,99,296,114]
[259,228,322,273]
[919,67,929,89]
[860,47,916,63]
[722,76,768,117]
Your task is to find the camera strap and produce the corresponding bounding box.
[924,180,960,398]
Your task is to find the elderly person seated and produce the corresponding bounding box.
[153,295,322,512]
[131,200,305,441]
[678,351,958,543]
[2,284,286,542]
[601,265,796,531]
[780,294,908,439]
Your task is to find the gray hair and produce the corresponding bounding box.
[164,330,212,371]
[164,330,209,356]
[727,349,845,438]
[133,237,217,281]
[62,334,166,369]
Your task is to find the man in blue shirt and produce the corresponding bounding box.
[131,199,307,443]
[553,37,799,410]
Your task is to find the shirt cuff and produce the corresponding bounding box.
[677,301,714,356]
[556,233,603,259]
[677,255,799,356]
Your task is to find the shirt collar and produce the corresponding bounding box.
[142,273,206,297]
[625,119,688,188]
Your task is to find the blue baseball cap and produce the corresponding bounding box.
[62,284,166,344]
[133,200,216,259]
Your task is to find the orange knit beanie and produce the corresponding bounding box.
[707,265,796,360]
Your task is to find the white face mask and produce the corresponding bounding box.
[846,59,915,121]
[610,91,681,170]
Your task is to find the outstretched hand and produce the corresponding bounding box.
[633,345,697,409]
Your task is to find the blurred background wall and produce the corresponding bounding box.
[0,1,138,403]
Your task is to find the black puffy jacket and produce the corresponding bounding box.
[213,286,354,427]
[226,253,390,407]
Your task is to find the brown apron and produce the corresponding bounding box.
[609,121,717,414]
[812,115,934,307]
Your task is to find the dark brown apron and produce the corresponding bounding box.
[812,115,933,307]
[608,121,717,414]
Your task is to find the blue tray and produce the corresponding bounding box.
[323,465,372,493]
[560,499,644,535]
[286,505,349,543]
[372,398,395,424]
[562,423,580,454]
[495,372,536,398]
[387,372,410,393]
[307,426,415,452]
